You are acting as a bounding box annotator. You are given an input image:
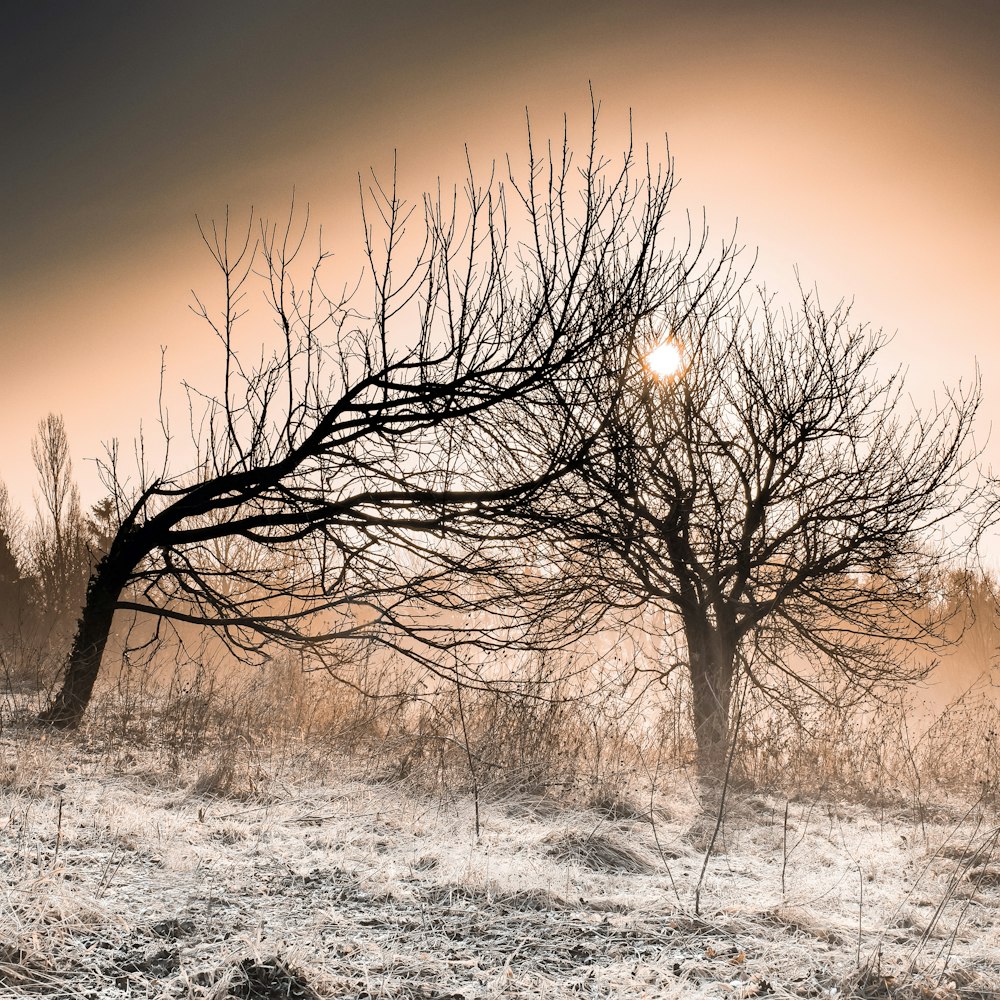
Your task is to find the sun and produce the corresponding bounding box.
[644,338,685,379]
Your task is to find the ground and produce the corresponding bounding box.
[1,730,998,999]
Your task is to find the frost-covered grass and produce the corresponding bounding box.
[1,728,998,999]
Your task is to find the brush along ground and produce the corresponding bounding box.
[0,732,998,999]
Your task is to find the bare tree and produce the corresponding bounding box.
[29,414,91,622]
[40,118,707,728]
[0,482,27,642]
[532,290,982,773]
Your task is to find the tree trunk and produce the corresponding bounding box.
[686,622,737,777]
[37,553,131,728]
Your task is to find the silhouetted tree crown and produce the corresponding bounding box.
[41,116,715,728]
[528,290,982,771]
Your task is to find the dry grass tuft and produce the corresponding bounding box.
[215,955,323,1000]
[543,828,659,874]
[588,787,651,822]
[844,964,1000,1000]
[760,904,848,945]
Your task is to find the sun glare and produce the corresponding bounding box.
[644,339,684,379]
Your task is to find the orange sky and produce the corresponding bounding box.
[2,2,998,547]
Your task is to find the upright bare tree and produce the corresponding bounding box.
[29,414,90,622]
[40,119,713,728]
[531,290,982,772]
[0,483,27,643]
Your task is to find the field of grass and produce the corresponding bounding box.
[1,713,998,1000]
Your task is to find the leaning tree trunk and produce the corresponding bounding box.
[685,623,737,778]
[38,550,134,728]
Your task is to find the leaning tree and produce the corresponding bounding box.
[40,119,717,728]
[531,290,982,772]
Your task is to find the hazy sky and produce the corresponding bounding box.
[2,1,998,529]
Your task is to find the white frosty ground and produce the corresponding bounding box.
[0,732,998,999]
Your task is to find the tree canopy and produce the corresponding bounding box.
[40,120,707,728]
[530,290,981,769]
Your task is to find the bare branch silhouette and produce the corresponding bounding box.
[40,115,701,728]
